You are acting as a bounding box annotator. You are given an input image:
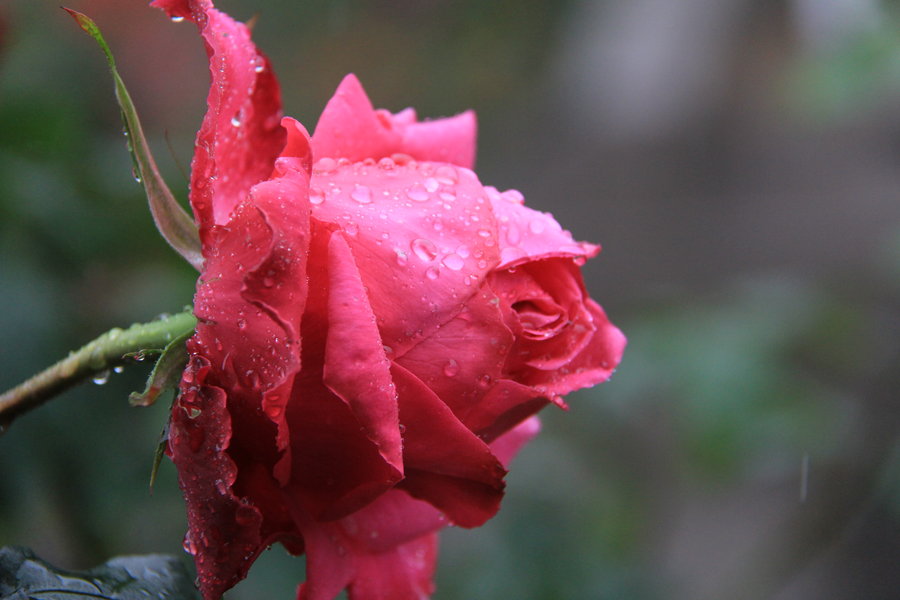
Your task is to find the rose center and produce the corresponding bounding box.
[511,299,567,340]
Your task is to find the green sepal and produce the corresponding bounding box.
[150,419,171,492]
[129,329,192,407]
[63,8,203,270]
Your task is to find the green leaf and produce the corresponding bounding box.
[129,329,192,408]
[63,8,203,271]
[0,546,201,600]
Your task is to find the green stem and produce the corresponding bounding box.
[0,310,196,432]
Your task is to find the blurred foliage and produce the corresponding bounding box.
[1,1,899,599]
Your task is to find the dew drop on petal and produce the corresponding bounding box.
[183,532,197,555]
[314,157,338,173]
[394,249,408,266]
[92,370,110,385]
[443,359,460,377]
[411,238,438,262]
[171,15,185,22]
[351,184,372,204]
[529,219,545,234]
[309,186,325,205]
[425,266,440,280]
[425,178,439,193]
[435,165,458,184]
[406,184,430,202]
[442,253,465,271]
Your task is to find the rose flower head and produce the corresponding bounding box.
[150,1,625,598]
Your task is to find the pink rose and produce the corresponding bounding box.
[151,1,625,599]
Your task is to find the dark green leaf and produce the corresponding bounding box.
[0,546,200,600]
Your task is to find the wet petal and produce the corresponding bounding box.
[153,0,286,232]
[310,159,501,355]
[312,74,476,167]
[392,364,507,528]
[485,186,599,268]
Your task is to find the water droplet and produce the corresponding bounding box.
[308,186,325,205]
[443,359,460,377]
[351,184,372,204]
[442,253,465,271]
[314,157,338,173]
[264,404,283,419]
[477,374,492,389]
[263,276,275,287]
[425,266,440,280]
[394,249,408,266]
[456,245,470,258]
[171,15,185,23]
[529,219,545,234]
[131,167,142,183]
[113,365,125,374]
[183,532,197,555]
[406,184,430,202]
[502,189,525,204]
[230,113,242,127]
[435,165,458,184]
[92,370,110,385]
[410,238,438,262]
[345,222,359,236]
[378,157,396,170]
[477,228,492,238]
[237,319,247,330]
[425,178,440,193]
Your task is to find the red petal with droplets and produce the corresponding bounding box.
[311,74,476,168]
[153,0,286,234]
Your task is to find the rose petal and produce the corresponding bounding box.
[289,493,440,600]
[309,159,501,355]
[391,363,508,527]
[153,0,285,232]
[535,299,627,396]
[485,186,599,268]
[170,355,263,600]
[312,74,476,167]
[399,109,477,169]
[463,379,550,442]
[283,226,403,520]
[395,285,514,421]
[323,232,403,480]
[492,259,595,371]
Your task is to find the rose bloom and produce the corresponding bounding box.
[151,1,625,599]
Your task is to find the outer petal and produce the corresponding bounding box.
[484,186,599,268]
[283,226,402,520]
[309,158,501,355]
[311,74,476,168]
[322,232,404,487]
[171,355,263,600]
[290,419,538,600]
[392,363,508,528]
[153,0,286,232]
[173,145,311,600]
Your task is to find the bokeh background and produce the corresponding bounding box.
[2,1,899,598]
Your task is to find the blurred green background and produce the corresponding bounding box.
[2,1,900,598]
